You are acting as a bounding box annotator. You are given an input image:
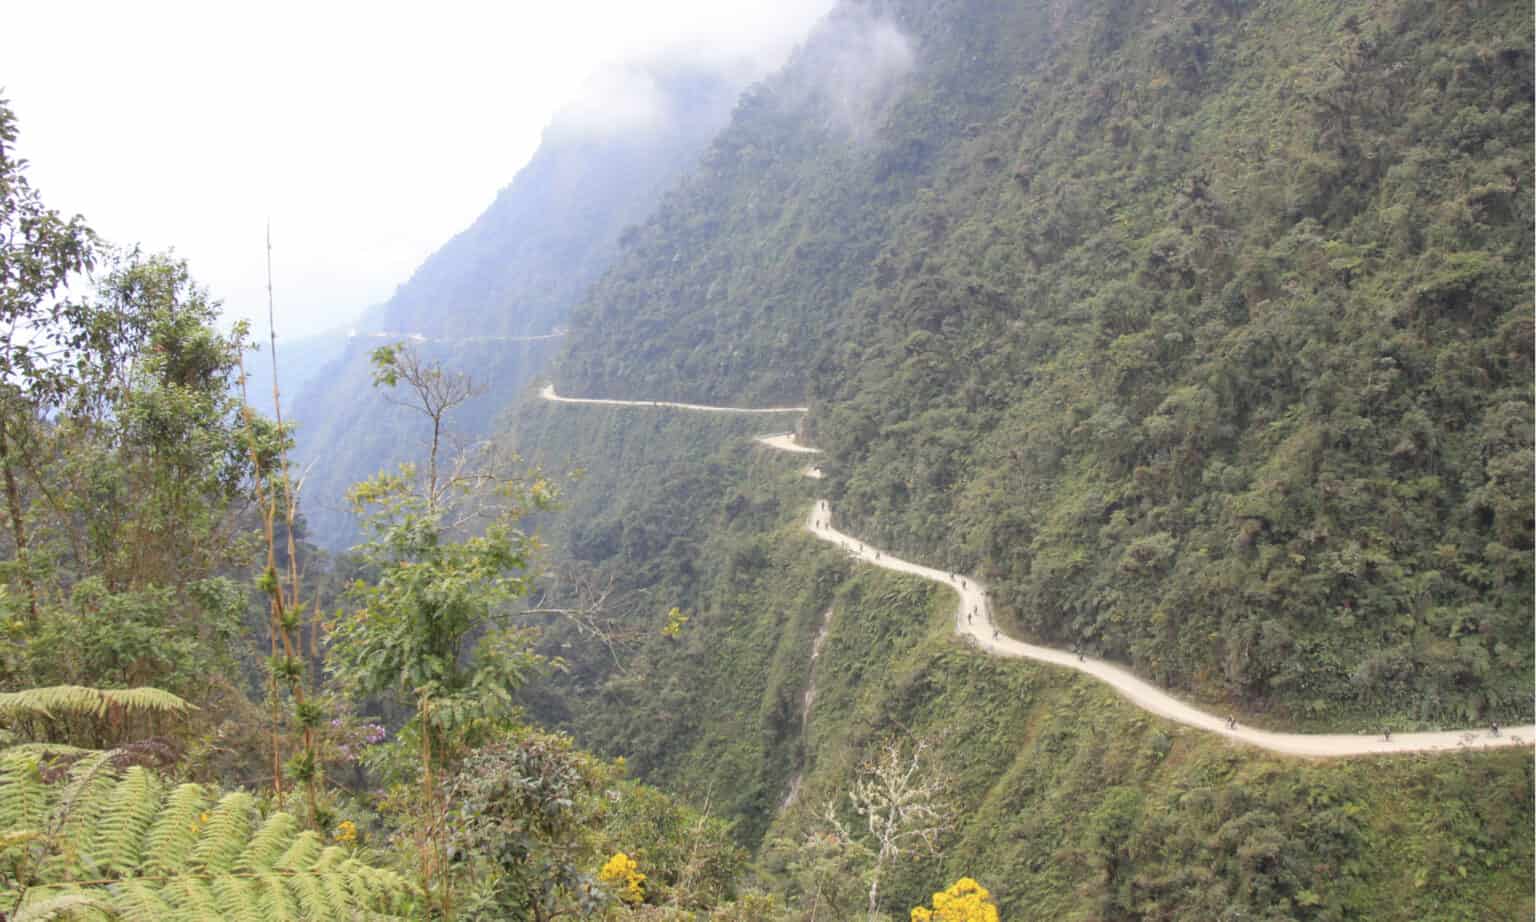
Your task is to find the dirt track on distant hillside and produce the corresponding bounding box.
[541,383,1534,757]
[540,384,807,414]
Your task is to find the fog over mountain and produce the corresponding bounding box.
[287,54,768,548]
[0,1,1528,918]
[4,0,835,343]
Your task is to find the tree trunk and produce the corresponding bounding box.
[867,857,883,922]
[0,416,38,622]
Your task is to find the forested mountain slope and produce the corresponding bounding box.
[512,398,1532,920]
[560,0,1038,404]
[553,0,1534,728]
[289,64,750,548]
[517,0,1533,913]
[363,67,747,341]
[241,326,349,418]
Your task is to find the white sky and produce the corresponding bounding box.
[4,0,833,338]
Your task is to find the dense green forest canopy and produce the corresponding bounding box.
[516,0,1533,915]
[0,98,757,920]
[557,0,1534,728]
[0,0,1532,916]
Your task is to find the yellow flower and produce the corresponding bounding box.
[598,852,646,904]
[912,877,1000,922]
[333,819,358,843]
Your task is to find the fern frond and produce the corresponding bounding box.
[0,827,40,850]
[340,858,413,909]
[258,871,301,921]
[0,753,49,831]
[54,751,115,816]
[53,751,118,862]
[110,877,177,921]
[0,685,193,721]
[289,868,338,920]
[209,875,262,922]
[318,863,354,917]
[0,686,89,720]
[99,687,195,717]
[190,791,254,874]
[0,744,97,761]
[160,876,221,922]
[95,766,160,876]
[143,783,209,874]
[237,811,297,872]
[273,829,323,872]
[311,843,346,872]
[0,760,413,920]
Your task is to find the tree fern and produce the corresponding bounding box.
[52,752,116,845]
[0,686,193,721]
[0,753,49,833]
[274,829,324,873]
[0,754,413,920]
[46,752,118,886]
[258,871,300,921]
[159,876,222,922]
[142,781,206,875]
[239,811,299,872]
[93,766,159,876]
[191,791,255,873]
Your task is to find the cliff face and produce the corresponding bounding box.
[559,0,1052,405]
[289,65,752,549]
[509,0,1531,915]
[550,0,1533,727]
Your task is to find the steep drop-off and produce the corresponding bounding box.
[556,0,1534,728]
[515,0,1533,914]
[290,64,752,548]
[512,394,1532,919]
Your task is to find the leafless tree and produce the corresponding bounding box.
[370,341,484,515]
[824,735,952,921]
[522,568,624,673]
[374,342,621,659]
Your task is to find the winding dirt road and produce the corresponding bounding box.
[540,383,1534,757]
[541,384,807,415]
[355,330,569,344]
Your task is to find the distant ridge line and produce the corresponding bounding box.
[350,329,569,344]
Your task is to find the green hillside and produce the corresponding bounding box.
[289,65,750,549]
[512,397,1532,920]
[513,0,1533,916]
[555,0,1533,728]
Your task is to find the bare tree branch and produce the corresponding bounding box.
[828,735,952,921]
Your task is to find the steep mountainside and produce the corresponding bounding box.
[290,64,752,548]
[362,68,746,341]
[241,327,349,419]
[511,399,1532,920]
[561,0,1043,405]
[554,0,1533,728]
[517,0,1533,915]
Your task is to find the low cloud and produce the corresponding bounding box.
[793,6,917,140]
[555,64,674,138]
[552,0,837,140]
